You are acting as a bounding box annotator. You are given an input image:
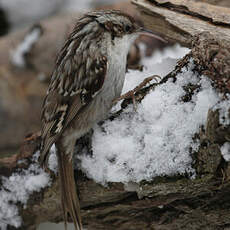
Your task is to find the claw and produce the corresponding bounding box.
[113,75,161,110]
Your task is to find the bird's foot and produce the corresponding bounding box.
[42,163,56,177]
[113,75,161,110]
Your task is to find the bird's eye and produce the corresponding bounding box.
[125,25,131,32]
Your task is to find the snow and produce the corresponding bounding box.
[78,47,223,184]
[221,142,230,162]
[10,26,42,68]
[48,144,58,173]
[122,44,189,95]
[0,151,50,230]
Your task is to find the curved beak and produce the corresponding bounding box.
[138,27,167,43]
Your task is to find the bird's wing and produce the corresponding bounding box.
[40,50,107,166]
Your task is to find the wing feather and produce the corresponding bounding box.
[40,51,107,166]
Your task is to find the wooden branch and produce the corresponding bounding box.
[150,0,230,25]
[201,0,230,8]
[132,0,230,47]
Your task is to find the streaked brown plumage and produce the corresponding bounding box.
[40,10,164,230]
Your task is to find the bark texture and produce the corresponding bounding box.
[132,0,230,47]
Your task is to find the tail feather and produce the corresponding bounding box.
[57,148,82,230]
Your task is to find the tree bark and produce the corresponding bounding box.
[132,0,230,47]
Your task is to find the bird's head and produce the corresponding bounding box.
[86,10,166,42]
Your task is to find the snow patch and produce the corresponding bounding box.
[221,142,230,162]
[0,151,50,230]
[48,144,58,173]
[10,26,42,68]
[111,44,190,113]
[78,48,224,184]
[123,44,189,94]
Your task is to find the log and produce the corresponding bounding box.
[132,0,230,47]
[0,33,230,230]
[201,0,230,8]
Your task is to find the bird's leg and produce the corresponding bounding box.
[43,164,55,176]
[39,153,56,177]
[113,75,161,110]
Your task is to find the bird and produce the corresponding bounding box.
[39,10,165,230]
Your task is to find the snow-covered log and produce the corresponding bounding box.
[0,32,230,230]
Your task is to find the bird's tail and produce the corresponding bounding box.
[57,147,82,230]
